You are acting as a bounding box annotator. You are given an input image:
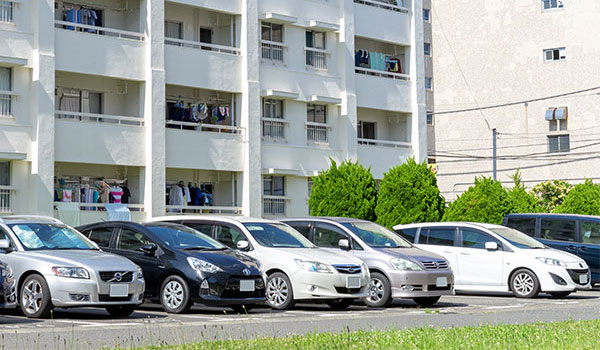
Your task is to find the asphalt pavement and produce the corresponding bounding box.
[1,289,599,350]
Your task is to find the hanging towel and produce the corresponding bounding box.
[55,202,81,227]
[105,203,131,221]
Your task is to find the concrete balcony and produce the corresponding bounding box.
[166,0,241,14]
[357,139,413,178]
[356,72,412,112]
[0,186,16,215]
[354,0,411,45]
[262,143,343,176]
[53,203,146,226]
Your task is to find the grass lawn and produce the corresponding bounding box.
[128,319,600,350]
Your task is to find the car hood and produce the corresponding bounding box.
[376,246,446,262]
[274,247,363,265]
[186,249,261,274]
[517,247,585,263]
[24,250,138,271]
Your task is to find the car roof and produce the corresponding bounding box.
[505,213,600,220]
[0,215,65,226]
[280,217,368,224]
[149,215,281,225]
[78,221,186,229]
[394,221,504,230]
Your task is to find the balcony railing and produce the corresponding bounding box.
[0,1,15,24]
[261,40,285,62]
[358,138,412,148]
[166,120,244,135]
[0,186,15,214]
[56,111,145,126]
[166,205,242,215]
[165,37,241,56]
[354,0,409,13]
[54,202,145,212]
[262,118,287,139]
[355,67,410,81]
[0,90,16,117]
[263,196,286,216]
[305,47,328,70]
[306,122,329,144]
[55,20,145,41]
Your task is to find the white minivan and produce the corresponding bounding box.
[394,222,592,298]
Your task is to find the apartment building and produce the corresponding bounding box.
[0,0,426,223]
[422,0,434,163]
[432,0,600,199]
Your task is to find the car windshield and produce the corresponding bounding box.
[243,223,314,248]
[342,222,412,248]
[145,224,226,250]
[489,227,545,249]
[9,223,97,250]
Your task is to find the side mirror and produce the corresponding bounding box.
[0,239,12,252]
[139,244,157,255]
[485,242,499,251]
[236,240,250,251]
[338,239,351,251]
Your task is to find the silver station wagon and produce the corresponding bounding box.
[0,216,145,318]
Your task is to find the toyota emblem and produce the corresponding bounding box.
[113,272,123,282]
[242,268,251,276]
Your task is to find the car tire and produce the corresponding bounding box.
[160,275,192,314]
[413,296,441,307]
[229,304,254,314]
[266,272,295,310]
[326,298,356,310]
[363,272,392,308]
[549,291,571,299]
[106,305,136,318]
[20,274,53,319]
[510,269,540,298]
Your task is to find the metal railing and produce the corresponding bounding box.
[0,1,14,24]
[262,118,287,139]
[0,90,16,117]
[357,138,412,148]
[54,202,145,212]
[165,205,242,215]
[263,197,286,216]
[55,20,145,41]
[165,37,241,55]
[306,122,329,144]
[305,47,328,70]
[166,120,244,135]
[0,186,15,214]
[353,0,409,13]
[55,111,144,126]
[261,40,285,62]
[355,66,410,81]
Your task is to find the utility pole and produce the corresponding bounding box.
[492,128,497,180]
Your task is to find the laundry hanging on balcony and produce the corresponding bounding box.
[355,49,403,74]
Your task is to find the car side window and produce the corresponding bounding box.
[86,227,114,248]
[541,219,576,242]
[461,229,502,250]
[117,228,152,251]
[580,221,600,245]
[421,228,455,246]
[396,228,417,243]
[286,222,311,238]
[0,228,14,248]
[505,218,536,237]
[313,223,347,248]
[214,224,245,249]
[184,222,214,236]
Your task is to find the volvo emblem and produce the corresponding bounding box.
[242,268,251,276]
[113,272,123,282]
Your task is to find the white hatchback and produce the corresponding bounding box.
[394,222,592,298]
[151,216,370,310]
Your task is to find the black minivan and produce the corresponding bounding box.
[77,221,265,313]
[503,213,600,284]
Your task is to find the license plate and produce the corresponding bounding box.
[436,277,448,287]
[580,274,588,284]
[239,279,255,292]
[110,284,129,297]
[347,276,361,289]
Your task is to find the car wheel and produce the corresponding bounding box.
[326,298,356,310]
[413,296,441,307]
[363,272,392,308]
[106,305,136,317]
[20,274,52,318]
[549,291,571,299]
[266,272,295,310]
[160,275,192,313]
[229,305,254,314]
[510,269,540,298]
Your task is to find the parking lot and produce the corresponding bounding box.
[1,289,599,350]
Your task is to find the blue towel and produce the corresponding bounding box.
[105,203,131,221]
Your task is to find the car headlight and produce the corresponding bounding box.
[52,267,90,279]
[1,266,12,278]
[390,258,422,271]
[361,262,369,274]
[536,257,567,267]
[187,257,222,273]
[295,259,333,273]
[136,266,144,280]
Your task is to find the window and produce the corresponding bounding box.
[505,218,536,237]
[263,99,283,119]
[461,229,502,250]
[306,30,327,69]
[426,112,434,125]
[261,22,283,42]
[546,107,568,131]
[425,77,433,90]
[548,134,570,153]
[261,22,284,62]
[57,89,102,115]
[580,221,600,245]
[544,47,566,62]
[541,219,576,242]
[87,228,113,248]
[307,104,328,143]
[307,104,327,124]
[0,161,9,186]
[214,225,245,249]
[286,222,312,239]
[183,222,213,236]
[199,27,212,44]
[396,228,417,243]
[421,228,455,246]
[542,0,564,10]
[0,67,11,117]
[313,223,347,248]
[423,8,431,22]
[165,21,182,39]
[424,42,431,56]
[306,31,325,50]
[263,176,285,196]
[0,1,14,24]
[117,228,152,251]
[262,99,285,139]
[357,121,376,139]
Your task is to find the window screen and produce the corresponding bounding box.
[87,227,113,248]
[214,225,245,249]
[117,229,152,251]
[581,221,600,245]
[541,219,576,242]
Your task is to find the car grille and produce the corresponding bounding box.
[99,271,134,283]
[421,260,449,270]
[332,265,362,274]
[220,277,265,299]
[98,294,132,302]
[567,269,589,286]
[334,287,362,294]
[428,285,452,291]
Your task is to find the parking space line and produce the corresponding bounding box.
[485,305,523,310]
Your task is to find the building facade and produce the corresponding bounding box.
[432,0,600,199]
[0,0,426,223]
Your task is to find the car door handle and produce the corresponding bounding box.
[579,246,587,251]
[460,252,470,256]
[567,245,577,250]
[443,250,453,254]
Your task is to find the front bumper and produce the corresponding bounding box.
[290,270,370,300]
[538,264,592,292]
[193,273,266,306]
[387,269,455,298]
[46,274,145,307]
[1,277,17,308]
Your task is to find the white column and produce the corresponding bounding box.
[410,0,428,162]
[339,0,358,161]
[240,0,262,217]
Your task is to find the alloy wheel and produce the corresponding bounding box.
[163,280,184,310]
[513,272,534,296]
[22,280,43,315]
[367,277,385,304]
[266,276,288,307]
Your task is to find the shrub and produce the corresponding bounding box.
[308,159,378,221]
[555,180,600,216]
[506,170,542,214]
[532,180,572,212]
[442,177,510,224]
[375,158,445,228]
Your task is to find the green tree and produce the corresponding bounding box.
[506,170,542,214]
[532,180,572,212]
[375,158,445,228]
[442,177,510,224]
[308,159,377,221]
[555,180,600,215]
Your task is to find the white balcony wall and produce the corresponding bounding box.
[258,0,339,29]
[262,145,343,176]
[166,0,242,15]
[0,126,30,158]
[165,130,244,171]
[354,1,411,45]
[356,74,412,112]
[357,142,412,179]
[0,0,34,64]
[285,175,311,217]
